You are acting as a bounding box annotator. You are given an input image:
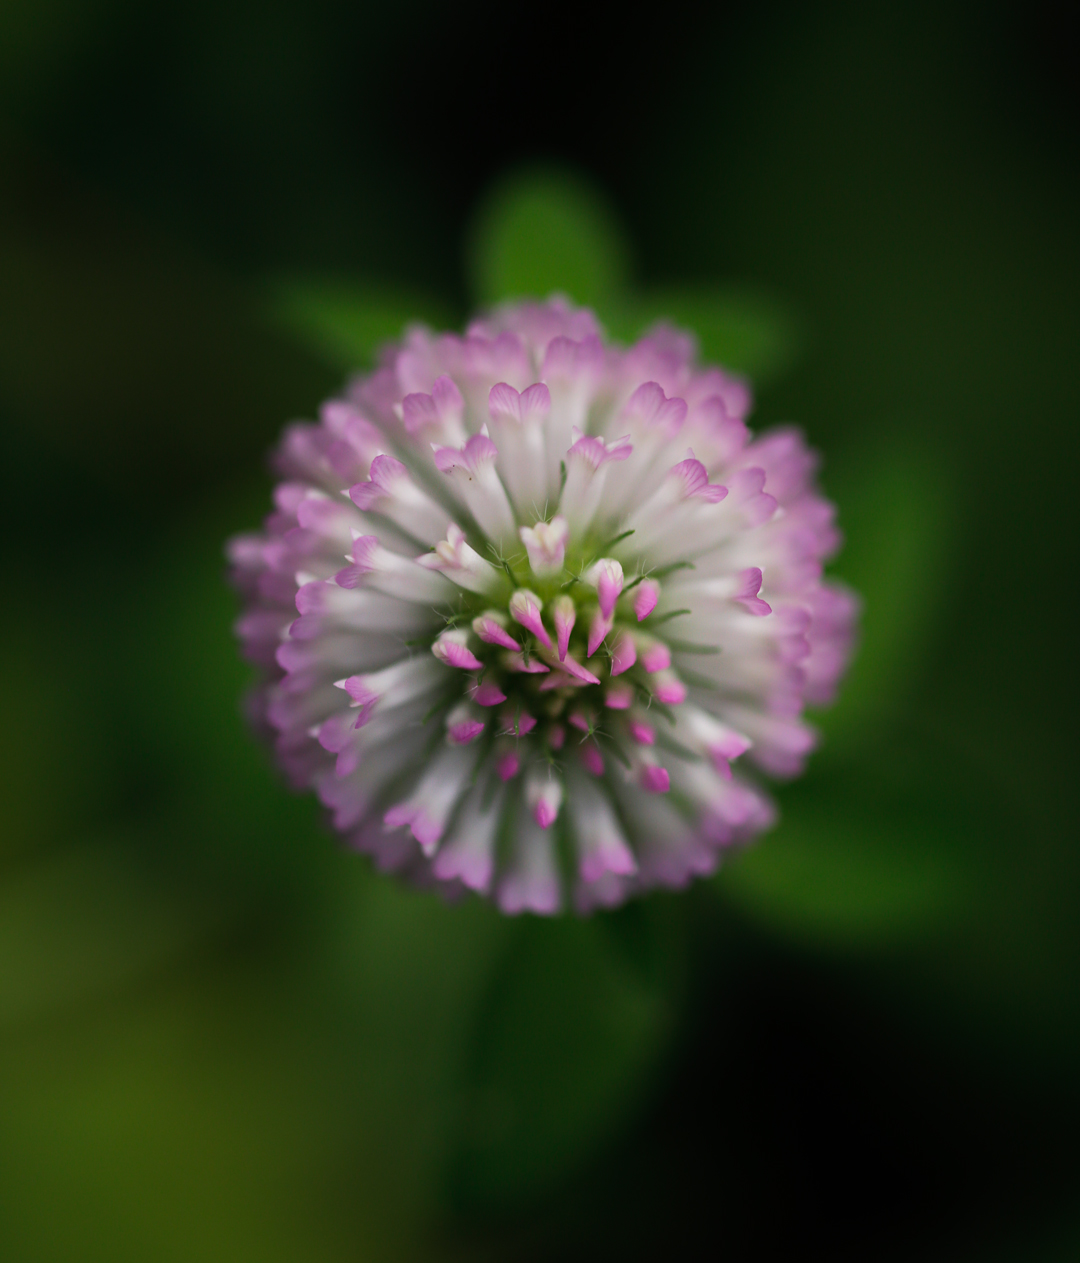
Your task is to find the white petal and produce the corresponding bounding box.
[432,777,505,891]
[496,807,563,915]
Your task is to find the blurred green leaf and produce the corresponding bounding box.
[606,284,801,384]
[268,173,796,396]
[816,432,957,753]
[265,278,454,372]
[466,167,631,308]
[711,433,962,945]
[718,778,969,947]
[465,168,798,384]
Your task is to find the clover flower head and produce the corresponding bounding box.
[229,298,857,914]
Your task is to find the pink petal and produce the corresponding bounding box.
[596,565,624,619]
[538,669,588,692]
[622,381,688,435]
[519,381,551,423]
[401,391,439,433]
[488,381,522,422]
[605,683,634,709]
[641,642,671,673]
[734,567,773,616]
[579,741,605,776]
[432,374,464,419]
[587,609,613,657]
[500,710,537,736]
[473,614,521,650]
[640,764,670,794]
[567,710,593,733]
[534,799,558,828]
[609,631,637,677]
[557,654,601,686]
[503,651,550,674]
[653,674,687,705]
[634,580,660,622]
[472,680,507,706]
[553,594,576,661]
[497,752,521,781]
[509,590,553,649]
[432,637,484,671]
[628,719,655,745]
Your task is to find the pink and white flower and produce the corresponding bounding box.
[230,298,857,913]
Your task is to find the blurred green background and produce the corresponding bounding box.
[1,1,1077,1258]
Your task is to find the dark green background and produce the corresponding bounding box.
[1,1,1077,1258]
